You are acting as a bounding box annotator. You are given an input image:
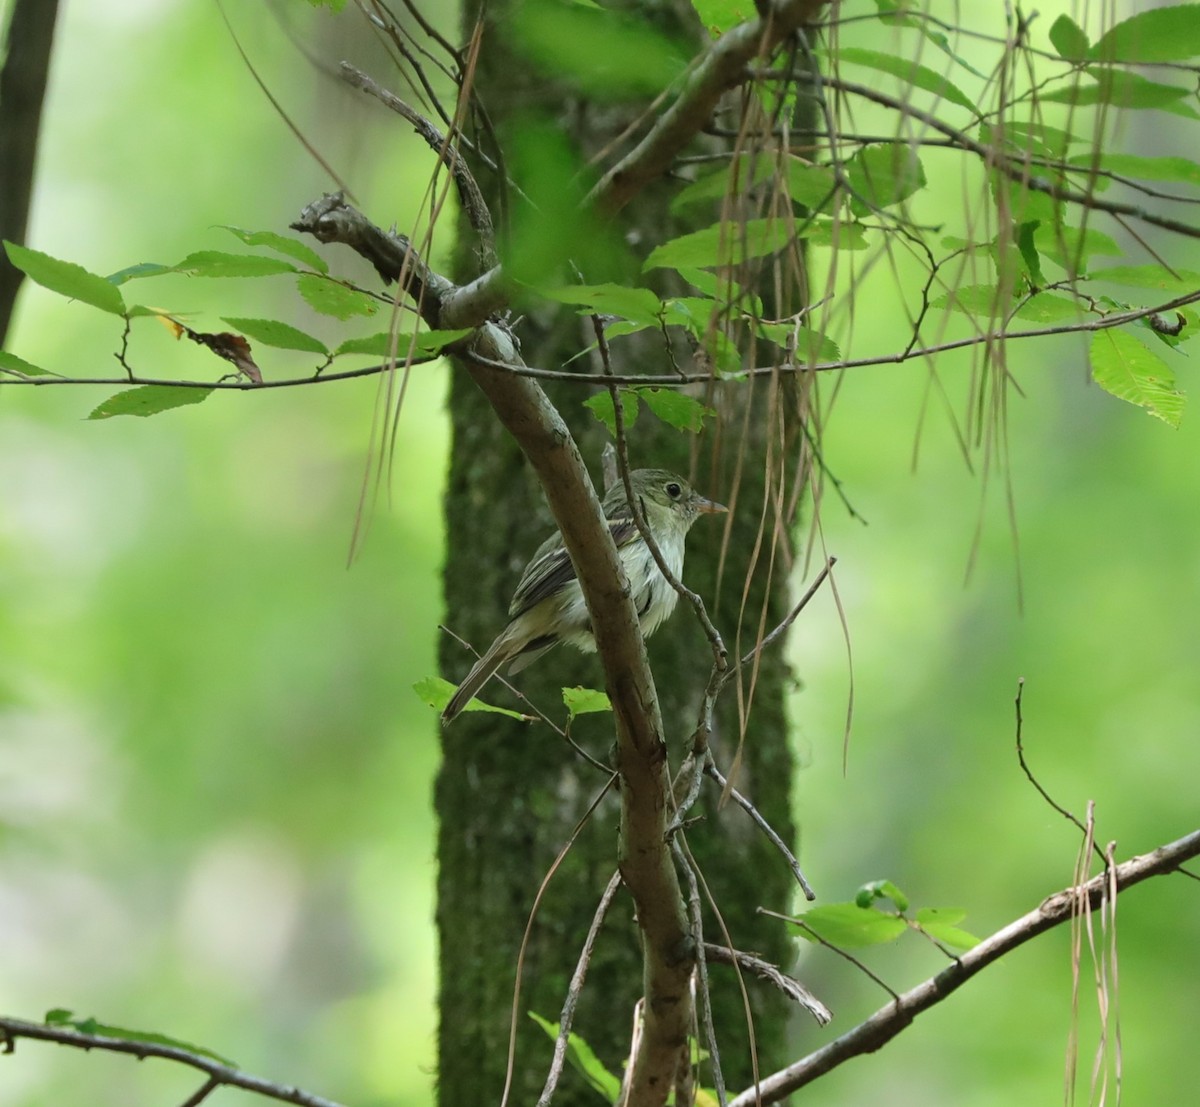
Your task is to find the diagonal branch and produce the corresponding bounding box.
[727,827,1200,1107]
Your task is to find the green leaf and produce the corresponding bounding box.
[529,1013,622,1101]
[1089,3,1200,63]
[855,878,909,912]
[1037,224,1122,273]
[645,217,861,271]
[562,686,612,720]
[4,241,125,315]
[671,156,776,213]
[87,385,215,420]
[583,390,639,436]
[42,1010,235,1066]
[173,251,297,278]
[1014,293,1085,323]
[1068,153,1200,188]
[632,387,715,433]
[1041,70,1197,115]
[1090,265,1200,293]
[540,283,664,326]
[412,677,529,719]
[792,903,908,947]
[1049,13,1090,60]
[509,0,688,98]
[931,284,1013,318]
[1090,328,1184,427]
[872,0,986,77]
[646,218,793,270]
[333,327,469,358]
[1014,221,1045,287]
[980,120,1081,158]
[220,317,328,355]
[106,262,173,285]
[0,350,52,377]
[845,145,926,215]
[833,46,977,115]
[297,274,380,319]
[915,907,981,950]
[217,226,329,273]
[690,0,755,35]
[757,322,840,362]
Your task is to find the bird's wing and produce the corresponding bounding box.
[509,516,637,617]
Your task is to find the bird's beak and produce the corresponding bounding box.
[695,495,728,515]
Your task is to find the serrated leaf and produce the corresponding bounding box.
[931,284,1013,317]
[1089,3,1200,63]
[540,283,663,325]
[856,878,909,912]
[757,322,841,361]
[106,262,173,285]
[333,327,470,358]
[1049,13,1089,60]
[690,0,755,35]
[584,390,639,436]
[1038,224,1122,273]
[1014,221,1045,287]
[217,226,329,273]
[792,903,908,948]
[42,1010,235,1066]
[297,274,380,319]
[833,46,977,114]
[632,387,714,433]
[645,218,795,270]
[529,1013,622,1101]
[845,145,926,216]
[88,385,215,420]
[0,350,52,377]
[1068,152,1200,188]
[1090,329,1184,427]
[1090,265,1200,293]
[1014,293,1084,323]
[173,251,297,278]
[562,686,612,720]
[4,241,125,315]
[671,156,776,213]
[872,0,986,77]
[413,677,529,719]
[220,317,328,354]
[915,906,980,950]
[1041,70,1196,114]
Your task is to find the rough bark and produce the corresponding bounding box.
[436,5,810,1105]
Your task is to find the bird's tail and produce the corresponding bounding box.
[441,639,514,724]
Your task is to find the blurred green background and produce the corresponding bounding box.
[2,2,1197,1106]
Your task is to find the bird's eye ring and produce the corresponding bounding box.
[666,482,682,499]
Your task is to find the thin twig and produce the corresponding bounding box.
[701,944,831,1025]
[0,1017,346,1107]
[707,761,814,900]
[537,871,624,1107]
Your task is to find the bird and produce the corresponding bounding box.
[441,468,726,723]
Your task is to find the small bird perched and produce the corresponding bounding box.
[441,468,726,723]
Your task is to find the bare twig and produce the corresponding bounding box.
[338,62,497,268]
[537,871,625,1107]
[707,761,814,900]
[701,944,831,1025]
[0,1017,346,1107]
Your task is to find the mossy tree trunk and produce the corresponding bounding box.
[436,5,815,1105]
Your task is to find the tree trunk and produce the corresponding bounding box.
[437,6,810,1104]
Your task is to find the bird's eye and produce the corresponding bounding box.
[666,482,682,499]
